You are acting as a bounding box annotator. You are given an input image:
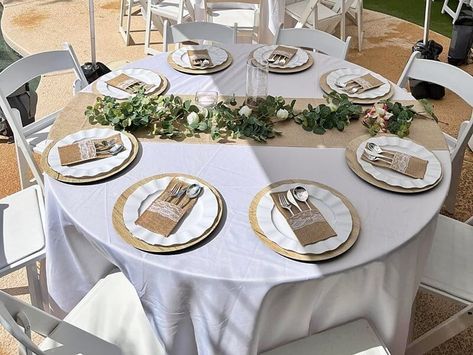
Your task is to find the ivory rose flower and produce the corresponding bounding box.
[276,108,289,120]
[186,112,199,126]
[239,105,252,117]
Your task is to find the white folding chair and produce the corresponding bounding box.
[145,0,195,55]
[203,0,261,43]
[0,43,87,189]
[397,51,473,214]
[441,0,473,24]
[0,184,46,311]
[274,24,351,59]
[323,0,363,51]
[261,319,390,355]
[163,20,237,51]
[405,214,473,355]
[285,0,355,41]
[119,0,142,46]
[0,271,165,355]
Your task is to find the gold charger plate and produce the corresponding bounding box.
[113,173,224,253]
[249,179,360,262]
[92,72,169,99]
[167,48,233,75]
[345,134,443,194]
[319,71,394,105]
[42,129,140,184]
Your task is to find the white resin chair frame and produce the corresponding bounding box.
[145,0,195,55]
[119,0,141,46]
[406,214,473,355]
[397,51,473,213]
[285,0,356,41]
[0,43,87,190]
[261,318,391,354]
[0,287,121,355]
[441,0,473,24]
[203,0,261,43]
[163,20,237,51]
[274,24,351,59]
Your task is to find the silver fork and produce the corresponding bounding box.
[278,194,294,216]
[363,152,393,165]
[166,184,182,201]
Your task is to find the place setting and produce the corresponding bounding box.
[41,127,139,183]
[167,44,233,74]
[95,68,169,99]
[320,68,394,104]
[249,179,360,262]
[345,134,443,193]
[250,44,314,73]
[113,173,224,253]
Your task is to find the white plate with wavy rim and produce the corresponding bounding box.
[326,68,391,99]
[171,45,228,69]
[256,183,353,254]
[123,176,219,246]
[96,68,162,100]
[47,128,132,178]
[252,45,309,69]
[356,136,442,189]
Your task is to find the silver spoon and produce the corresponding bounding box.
[180,183,202,207]
[286,189,303,212]
[366,142,393,157]
[293,186,311,210]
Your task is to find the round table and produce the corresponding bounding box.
[45,44,451,355]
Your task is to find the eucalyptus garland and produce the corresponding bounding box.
[85,90,362,142]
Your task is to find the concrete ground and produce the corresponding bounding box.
[0,1,472,353]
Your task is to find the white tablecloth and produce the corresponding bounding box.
[45,45,451,355]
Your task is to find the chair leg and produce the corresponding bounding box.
[144,3,152,54]
[26,262,45,311]
[125,0,133,46]
[406,304,473,355]
[357,4,363,51]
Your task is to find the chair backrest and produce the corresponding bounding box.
[274,25,351,59]
[397,51,473,162]
[296,0,355,28]
[163,20,237,51]
[150,0,195,24]
[0,290,122,355]
[0,43,86,191]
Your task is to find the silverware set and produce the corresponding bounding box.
[194,59,210,68]
[363,142,394,164]
[166,182,203,207]
[94,139,125,156]
[268,54,289,66]
[278,186,311,216]
[335,77,364,94]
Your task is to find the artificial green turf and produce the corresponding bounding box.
[364,0,458,38]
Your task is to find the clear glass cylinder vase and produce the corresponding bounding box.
[245,58,269,108]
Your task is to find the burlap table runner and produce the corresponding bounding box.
[48,93,448,151]
[270,191,336,246]
[58,133,123,166]
[361,149,428,179]
[135,177,199,237]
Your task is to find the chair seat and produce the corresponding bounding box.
[421,214,473,303]
[0,186,45,273]
[151,0,190,21]
[26,125,52,154]
[208,8,257,28]
[286,1,338,27]
[40,272,164,355]
[261,319,390,355]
